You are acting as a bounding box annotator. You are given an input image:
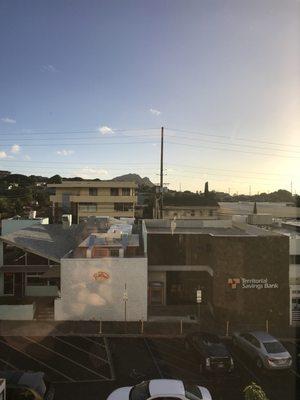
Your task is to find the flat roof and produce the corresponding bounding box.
[48,180,137,188]
[144,219,280,237]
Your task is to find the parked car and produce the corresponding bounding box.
[0,370,55,400]
[107,379,212,400]
[232,331,292,370]
[185,331,234,373]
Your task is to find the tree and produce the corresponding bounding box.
[48,175,62,184]
[244,382,268,400]
[253,202,257,214]
[204,182,209,196]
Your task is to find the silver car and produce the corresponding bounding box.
[232,331,292,370]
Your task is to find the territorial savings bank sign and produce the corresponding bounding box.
[228,278,279,290]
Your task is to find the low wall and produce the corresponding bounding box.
[0,304,35,320]
[25,286,59,297]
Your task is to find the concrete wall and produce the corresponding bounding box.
[55,257,147,321]
[290,237,300,255]
[0,304,35,320]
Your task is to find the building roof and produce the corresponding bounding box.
[47,180,137,188]
[0,224,85,262]
[143,219,280,237]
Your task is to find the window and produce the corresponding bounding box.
[290,255,300,264]
[114,203,133,211]
[122,187,131,196]
[89,188,98,196]
[78,203,97,212]
[3,272,14,295]
[110,248,120,257]
[263,341,285,354]
[250,336,261,348]
[129,381,150,400]
[110,188,119,196]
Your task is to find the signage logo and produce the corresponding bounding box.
[93,271,110,282]
[228,277,279,290]
[228,278,241,289]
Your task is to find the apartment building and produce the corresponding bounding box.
[48,180,138,223]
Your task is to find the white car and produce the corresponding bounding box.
[107,379,212,400]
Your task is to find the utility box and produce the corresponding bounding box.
[62,214,72,229]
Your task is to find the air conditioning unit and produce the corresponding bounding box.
[62,214,72,229]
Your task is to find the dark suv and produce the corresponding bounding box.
[185,332,234,374]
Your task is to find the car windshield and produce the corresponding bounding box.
[130,381,150,400]
[202,336,221,346]
[263,341,286,354]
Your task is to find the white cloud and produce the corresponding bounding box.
[149,108,161,116]
[74,167,108,179]
[10,144,21,154]
[56,149,74,156]
[42,64,58,72]
[98,125,113,135]
[0,151,7,159]
[24,155,31,160]
[1,117,16,124]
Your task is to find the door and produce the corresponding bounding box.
[3,272,14,295]
[149,282,164,305]
[14,273,24,298]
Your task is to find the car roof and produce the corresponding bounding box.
[149,379,185,396]
[190,331,219,340]
[248,331,277,341]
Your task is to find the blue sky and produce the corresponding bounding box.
[0,0,299,194]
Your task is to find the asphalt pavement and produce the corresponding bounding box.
[0,335,299,400]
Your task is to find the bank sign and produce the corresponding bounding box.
[228,278,279,290]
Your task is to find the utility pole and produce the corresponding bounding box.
[160,126,164,218]
[291,180,293,195]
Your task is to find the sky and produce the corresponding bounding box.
[0,0,299,194]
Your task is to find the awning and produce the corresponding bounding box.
[42,265,60,278]
[0,265,50,273]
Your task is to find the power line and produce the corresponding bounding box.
[166,133,300,155]
[167,140,300,160]
[168,127,300,149]
[0,127,159,136]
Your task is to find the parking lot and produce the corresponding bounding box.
[0,336,114,384]
[0,335,299,400]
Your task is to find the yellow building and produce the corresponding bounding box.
[48,180,138,222]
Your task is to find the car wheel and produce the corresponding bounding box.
[256,358,263,369]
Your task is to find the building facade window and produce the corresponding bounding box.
[114,203,133,211]
[89,188,98,196]
[110,188,119,196]
[122,188,131,196]
[78,203,97,212]
[290,255,300,264]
